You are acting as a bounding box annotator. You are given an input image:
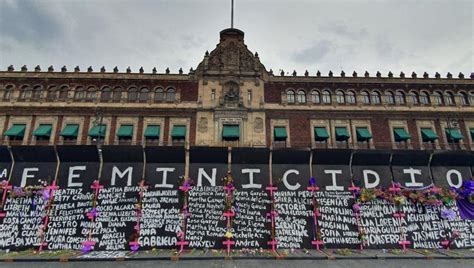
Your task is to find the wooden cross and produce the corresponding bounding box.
[311,240,324,251]
[223,239,235,255]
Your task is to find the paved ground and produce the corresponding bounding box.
[0,259,473,268]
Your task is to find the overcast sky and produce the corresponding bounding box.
[0,0,472,76]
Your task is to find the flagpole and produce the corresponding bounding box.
[231,0,234,28]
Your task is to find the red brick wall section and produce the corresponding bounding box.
[109,116,117,145]
[163,117,170,145]
[406,119,420,150]
[189,115,196,146]
[27,115,36,145]
[289,115,311,148]
[54,116,63,145]
[80,116,90,144]
[136,116,144,145]
[370,115,391,149]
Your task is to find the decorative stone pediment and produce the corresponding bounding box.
[196,28,267,76]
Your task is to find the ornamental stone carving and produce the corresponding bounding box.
[254,117,264,133]
[198,117,208,133]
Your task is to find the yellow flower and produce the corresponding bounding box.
[224,231,233,239]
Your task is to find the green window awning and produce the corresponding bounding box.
[393,128,411,142]
[117,125,134,138]
[171,125,186,139]
[356,127,372,142]
[274,127,288,141]
[88,124,106,138]
[314,127,329,141]
[144,125,160,138]
[335,127,350,141]
[33,124,52,137]
[60,124,79,138]
[445,128,463,141]
[4,124,26,137]
[421,128,438,142]
[222,125,240,140]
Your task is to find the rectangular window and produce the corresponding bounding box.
[247,90,252,101]
[117,125,134,143]
[211,89,216,100]
[4,124,26,141]
[171,125,186,146]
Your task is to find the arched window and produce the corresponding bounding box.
[311,90,320,104]
[446,92,455,106]
[166,88,175,102]
[19,85,32,100]
[154,87,164,102]
[395,91,406,104]
[58,86,69,100]
[32,85,43,100]
[459,92,469,106]
[297,90,306,103]
[100,87,112,102]
[112,87,122,102]
[434,92,444,105]
[385,91,395,104]
[286,90,295,103]
[470,92,474,105]
[420,92,429,104]
[361,91,370,104]
[139,87,150,102]
[336,90,345,104]
[86,87,97,101]
[74,87,85,101]
[411,92,420,105]
[47,86,57,101]
[371,91,381,104]
[322,90,331,104]
[128,87,138,102]
[2,85,13,101]
[346,91,356,104]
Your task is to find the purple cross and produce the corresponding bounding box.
[223,239,235,255]
[129,241,140,252]
[312,240,324,250]
[179,184,192,192]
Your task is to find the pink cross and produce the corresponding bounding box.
[46,180,59,191]
[181,209,191,218]
[176,240,189,252]
[267,240,278,252]
[266,184,277,197]
[43,215,49,226]
[223,239,235,255]
[39,241,48,251]
[307,185,320,192]
[90,180,103,197]
[389,183,401,193]
[0,182,12,207]
[134,224,140,232]
[399,240,411,251]
[441,240,451,250]
[224,210,235,226]
[393,212,405,218]
[313,209,321,217]
[179,184,191,192]
[223,185,235,194]
[266,210,278,218]
[312,240,324,250]
[82,240,96,247]
[348,185,360,192]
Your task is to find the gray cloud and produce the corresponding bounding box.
[0,0,471,75]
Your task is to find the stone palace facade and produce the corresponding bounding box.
[0,28,473,151]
